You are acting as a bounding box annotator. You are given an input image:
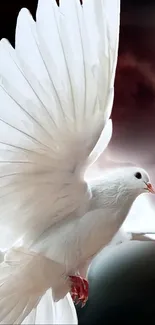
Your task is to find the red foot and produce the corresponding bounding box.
[69,275,89,307]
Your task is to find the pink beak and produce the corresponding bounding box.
[147,183,155,194]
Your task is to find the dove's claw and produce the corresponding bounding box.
[69,275,89,307]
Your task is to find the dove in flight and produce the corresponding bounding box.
[0,0,154,324]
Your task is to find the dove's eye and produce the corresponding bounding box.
[134,172,142,179]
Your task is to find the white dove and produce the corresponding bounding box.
[0,0,154,324]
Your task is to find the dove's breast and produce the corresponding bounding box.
[74,178,138,264]
[31,179,137,273]
[30,205,130,274]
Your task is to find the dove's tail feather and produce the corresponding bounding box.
[0,257,41,323]
[0,247,72,324]
[22,290,78,325]
[0,295,40,325]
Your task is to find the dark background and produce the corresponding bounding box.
[0,0,155,171]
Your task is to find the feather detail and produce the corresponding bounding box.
[0,247,68,324]
[88,119,112,165]
[22,290,78,325]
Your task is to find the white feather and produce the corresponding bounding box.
[0,247,70,324]
[83,0,120,120]
[88,118,112,165]
[22,290,77,325]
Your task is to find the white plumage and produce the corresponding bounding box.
[0,0,153,324]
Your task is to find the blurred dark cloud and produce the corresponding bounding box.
[109,4,155,169]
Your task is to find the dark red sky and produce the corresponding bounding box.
[0,0,155,172]
[111,3,155,170]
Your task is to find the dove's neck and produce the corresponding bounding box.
[89,177,139,225]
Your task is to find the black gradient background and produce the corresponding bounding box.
[0,0,155,170]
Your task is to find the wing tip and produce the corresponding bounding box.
[0,38,13,51]
[17,7,34,23]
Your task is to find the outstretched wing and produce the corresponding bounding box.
[0,0,120,248]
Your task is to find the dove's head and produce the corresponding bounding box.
[89,167,155,215]
[118,167,155,196]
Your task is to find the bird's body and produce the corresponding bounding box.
[30,167,151,289]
